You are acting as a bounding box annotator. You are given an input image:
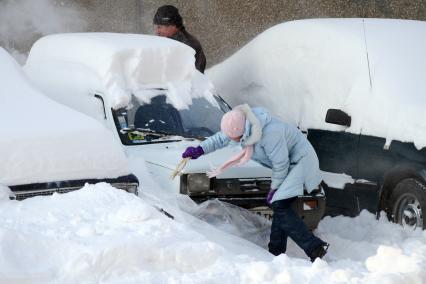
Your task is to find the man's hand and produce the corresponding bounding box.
[182,146,204,159]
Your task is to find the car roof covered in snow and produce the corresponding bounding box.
[208,18,426,149]
[0,48,130,186]
[24,33,211,110]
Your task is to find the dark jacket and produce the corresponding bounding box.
[171,29,206,73]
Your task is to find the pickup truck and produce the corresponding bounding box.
[0,47,138,200]
[23,33,325,228]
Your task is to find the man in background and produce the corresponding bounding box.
[153,5,206,73]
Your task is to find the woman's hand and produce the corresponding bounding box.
[266,189,277,206]
[182,146,204,159]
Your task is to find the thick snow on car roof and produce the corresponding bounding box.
[25,33,213,110]
[0,48,129,186]
[208,18,426,149]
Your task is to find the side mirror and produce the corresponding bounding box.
[94,94,107,120]
[325,109,351,127]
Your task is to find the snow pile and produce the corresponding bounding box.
[0,184,270,283]
[207,18,426,149]
[0,183,425,283]
[25,33,214,110]
[0,48,129,186]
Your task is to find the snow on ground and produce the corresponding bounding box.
[0,182,425,283]
[207,18,426,149]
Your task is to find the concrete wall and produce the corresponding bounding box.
[1,0,425,66]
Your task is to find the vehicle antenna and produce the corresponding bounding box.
[362,19,373,90]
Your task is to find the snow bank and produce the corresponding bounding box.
[207,18,426,149]
[0,48,129,186]
[0,184,270,283]
[25,33,214,110]
[0,183,425,283]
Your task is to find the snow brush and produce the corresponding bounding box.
[153,205,174,220]
[170,157,190,180]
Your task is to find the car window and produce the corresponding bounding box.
[113,94,229,145]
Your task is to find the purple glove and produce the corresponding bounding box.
[182,146,205,159]
[266,189,277,206]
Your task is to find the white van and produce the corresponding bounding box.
[24,33,324,227]
[207,18,426,229]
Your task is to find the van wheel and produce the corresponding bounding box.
[390,178,426,230]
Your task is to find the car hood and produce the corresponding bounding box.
[124,140,272,179]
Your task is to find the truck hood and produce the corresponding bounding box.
[124,140,272,179]
[0,48,130,186]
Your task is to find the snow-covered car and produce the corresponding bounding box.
[0,48,138,200]
[207,18,426,229]
[23,33,325,228]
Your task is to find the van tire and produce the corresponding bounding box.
[390,178,426,230]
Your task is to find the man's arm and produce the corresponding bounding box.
[195,48,206,73]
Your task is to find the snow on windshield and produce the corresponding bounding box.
[207,18,426,149]
[0,48,129,186]
[24,33,215,110]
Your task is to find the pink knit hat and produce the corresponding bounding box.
[220,110,246,138]
[207,109,251,178]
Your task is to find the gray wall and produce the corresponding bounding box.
[1,0,425,66]
[141,0,426,66]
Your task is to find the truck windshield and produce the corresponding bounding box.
[113,93,231,145]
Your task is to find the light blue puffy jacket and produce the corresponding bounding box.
[200,107,322,202]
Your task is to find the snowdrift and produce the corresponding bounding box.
[1,183,425,283]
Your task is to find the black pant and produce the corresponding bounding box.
[268,198,325,257]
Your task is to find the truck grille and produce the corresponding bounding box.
[213,178,271,196]
[12,186,82,200]
[181,174,271,197]
[9,174,139,201]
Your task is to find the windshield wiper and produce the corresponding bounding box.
[120,127,183,140]
[120,127,208,143]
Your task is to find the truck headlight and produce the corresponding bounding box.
[111,182,139,195]
[186,173,211,194]
[110,174,139,195]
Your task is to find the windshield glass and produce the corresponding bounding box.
[113,93,230,145]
